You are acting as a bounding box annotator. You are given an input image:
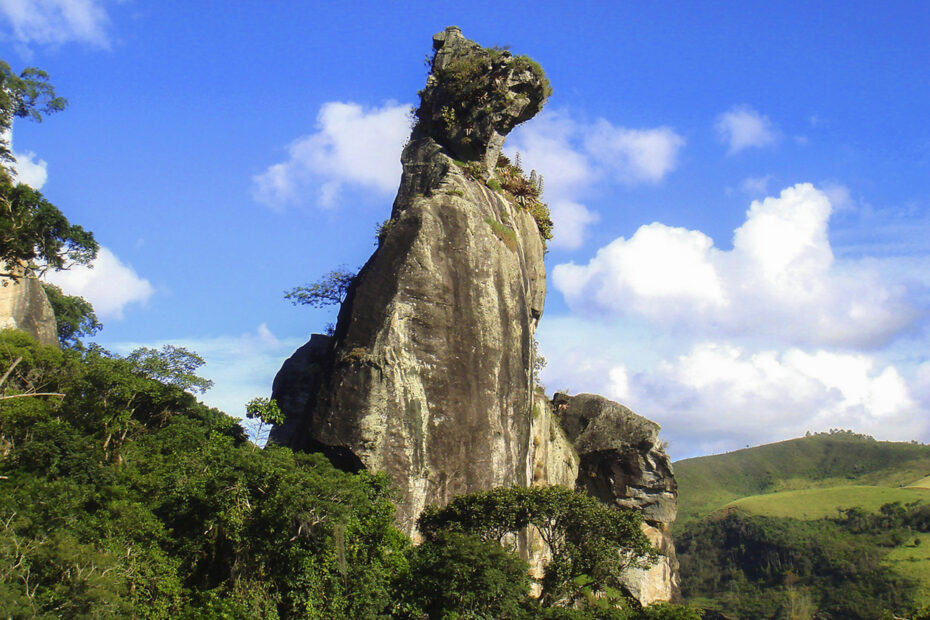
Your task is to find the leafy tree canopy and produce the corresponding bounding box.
[41,282,102,349]
[0,59,97,282]
[418,485,657,606]
[284,267,355,309]
[0,60,67,166]
[126,344,214,394]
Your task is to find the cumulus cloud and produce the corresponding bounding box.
[716,105,778,154]
[3,129,48,189]
[11,148,47,188]
[0,0,112,49]
[536,313,930,458]
[629,343,925,457]
[584,121,685,184]
[553,183,919,348]
[252,101,410,209]
[45,247,154,319]
[507,111,684,249]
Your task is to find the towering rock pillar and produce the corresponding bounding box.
[272,26,550,533]
[271,28,680,605]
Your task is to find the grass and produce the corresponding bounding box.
[909,475,930,489]
[887,532,930,608]
[674,434,930,522]
[718,485,930,520]
[484,217,517,252]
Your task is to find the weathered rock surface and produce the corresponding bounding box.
[0,270,58,346]
[553,393,680,603]
[271,27,549,534]
[271,26,679,603]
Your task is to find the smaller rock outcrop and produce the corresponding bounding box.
[553,393,680,603]
[0,269,57,346]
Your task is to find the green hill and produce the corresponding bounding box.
[674,431,930,523]
[674,432,930,616]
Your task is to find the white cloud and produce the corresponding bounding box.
[740,175,771,195]
[506,112,595,198]
[584,121,685,184]
[630,343,925,457]
[553,184,919,348]
[45,246,154,319]
[253,101,410,209]
[3,129,48,189]
[111,324,305,420]
[0,0,112,49]
[11,148,47,188]
[549,201,600,250]
[535,313,930,458]
[715,105,778,154]
[507,111,684,249]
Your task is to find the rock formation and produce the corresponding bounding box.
[271,26,678,604]
[0,268,58,347]
[554,393,680,602]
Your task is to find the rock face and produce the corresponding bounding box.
[554,393,680,603]
[0,271,58,346]
[271,26,678,604]
[272,26,549,533]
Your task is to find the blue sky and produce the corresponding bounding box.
[3,1,929,458]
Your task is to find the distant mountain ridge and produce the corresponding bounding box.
[674,431,930,523]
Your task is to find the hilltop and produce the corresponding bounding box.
[674,431,930,523]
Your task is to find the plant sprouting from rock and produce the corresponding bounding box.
[285,267,356,309]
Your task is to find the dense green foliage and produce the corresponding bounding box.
[0,329,407,618]
[41,281,102,349]
[418,485,657,607]
[677,511,921,619]
[402,531,531,618]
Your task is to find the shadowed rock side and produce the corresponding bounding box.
[271,26,549,533]
[0,270,58,347]
[554,393,680,603]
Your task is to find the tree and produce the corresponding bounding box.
[245,396,283,445]
[284,267,355,308]
[418,485,657,607]
[41,282,102,349]
[0,61,67,166]
[403,531,530,619]
[126,345,214,394]
[0,60,97,282]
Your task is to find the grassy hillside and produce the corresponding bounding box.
[674,432,930,616]
[674,432,930,522]
[722,485,930,520]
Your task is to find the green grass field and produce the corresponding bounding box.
[909,475,930,489]
[674,434,930,522]
[719,485,930,520]
[887,532,930,608]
